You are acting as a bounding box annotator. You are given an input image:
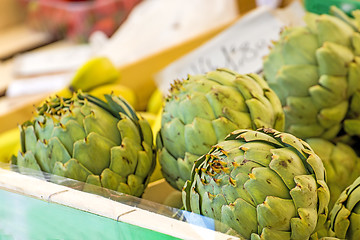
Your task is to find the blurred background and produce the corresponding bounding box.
[0,0,240,95]
[0,0,286,96]
[0,0,338,132]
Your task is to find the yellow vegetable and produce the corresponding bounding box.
[0,127,20,163]
[50,87,73,98]
[70,56,120,92]
[149,108,163,182]
[137,111,157,127]
[89,83,137,108]
[49,57,122,101]
[146,88,164,114]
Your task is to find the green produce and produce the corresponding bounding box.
[306,138,360,209]
[12,92,156,197]
[182,128,330,240]
[330,176,360,240]
[346,88,360,137]
[263,6,360,140]
[156,68,285,191]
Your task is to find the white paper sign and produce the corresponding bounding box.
[13,45,93,77]
[154,4,304,95]
[6,73,72,97]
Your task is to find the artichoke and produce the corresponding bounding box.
[330,176,360,240]
[182,128,330,240]
[156,68,285,191]
[263,6,360,140]
[306,138,360,209]
[12,92,156,197]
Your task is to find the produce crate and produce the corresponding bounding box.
[0,1,304,239]
[0,164,238,239]
[304,0,360,15]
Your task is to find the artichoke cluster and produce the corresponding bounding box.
[183,128,330,239]
[330,177,360,239]
[306,138,360,210]
[263,6,360,141]
[158,6,360,240]
[156,68,284,191]
[258,7,360,238]
[9,4,360,240]
[13,92,156,197]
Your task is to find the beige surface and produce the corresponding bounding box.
[0,0,52,60]
[0,40,73,93]
[237,0,257,13]
[0,24,52,60]
[0,60,13,94]
[0,93,49,133]
[0,0,25,31]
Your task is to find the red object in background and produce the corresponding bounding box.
[90,17,117,37]
[19,0,142,42]
[63,0,88,2]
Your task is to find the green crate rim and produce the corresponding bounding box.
[304,0,360,15]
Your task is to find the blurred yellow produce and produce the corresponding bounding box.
[148,108,163,183]
[151,108,162,141]
[70,56,121,92]
[89,83,137,108]
[137,111,157,127]
[146,88,163,114]
[46,57,136,109]
[52,87,73,98]
[0,127,20,163]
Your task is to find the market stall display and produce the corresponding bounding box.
[0,1,360,239]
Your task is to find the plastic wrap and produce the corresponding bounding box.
[0,163,240,239]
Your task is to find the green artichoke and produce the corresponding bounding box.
[263,6,360,140]
[182,128,330,240]
[12,92,156,197]
[306,138,360,209]
[156,68,285,191]
[330,176,360,240]
[346,88,360,137]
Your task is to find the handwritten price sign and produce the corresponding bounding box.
[155,7,285,94]
[188,39,269,75]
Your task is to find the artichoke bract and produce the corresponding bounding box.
[156,68,285,191]
[306,138,360,210]
[263,6,360,140]
[182,128,330,240]
[330,176,360,240]
[12,92,156,197]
